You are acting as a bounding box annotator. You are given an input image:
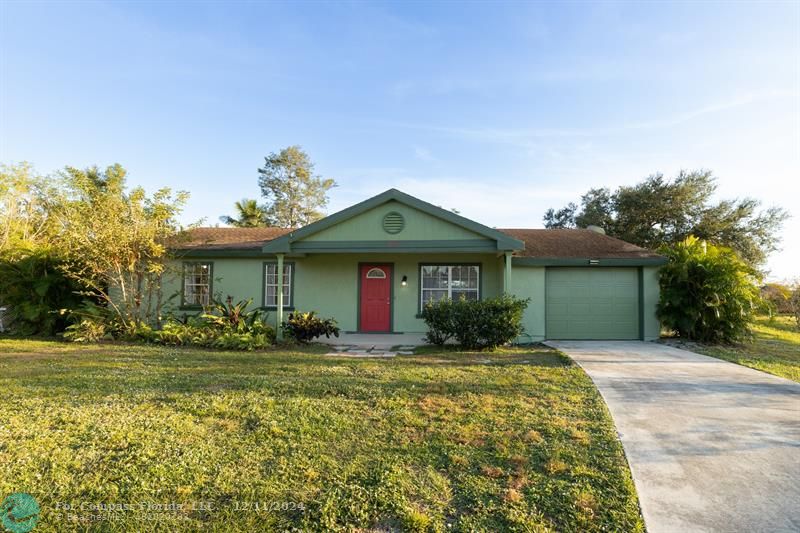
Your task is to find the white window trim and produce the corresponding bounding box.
[182,262,212,307]
[419,264,480,308]
[264,262,293,308]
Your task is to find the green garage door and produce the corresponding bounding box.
[546,267,640,340]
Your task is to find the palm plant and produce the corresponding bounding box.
[219,198,267,227]
[201,296,268,332]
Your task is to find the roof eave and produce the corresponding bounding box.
[512,256,668,267]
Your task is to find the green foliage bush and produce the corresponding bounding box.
[154,297,276,350]
[658,236,761,343]
[281,311,340,343]
[153,318,275,350]
[61,296,276,350]
[62,302,115,342]
[421,295,529,350]
[419,298,456,345]
[761,283,794,315]
[0,251,88,335]
[62,318,109,342]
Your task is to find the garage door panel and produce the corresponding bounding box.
[546,267,640,340]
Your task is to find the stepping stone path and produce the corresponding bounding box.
[324,345,418,358]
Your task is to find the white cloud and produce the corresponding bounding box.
[413,146,436,162]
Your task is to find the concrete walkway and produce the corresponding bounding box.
[548,341,800,533]
[316,332,426,349]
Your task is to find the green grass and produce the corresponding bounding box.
[692,315,800,382]
[0,340,643,532]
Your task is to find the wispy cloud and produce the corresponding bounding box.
[380,90,791,147]
[413,145,437,162]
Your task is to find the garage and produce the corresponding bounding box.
[546,267,640,340]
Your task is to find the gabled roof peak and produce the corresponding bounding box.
[262,188,525,253]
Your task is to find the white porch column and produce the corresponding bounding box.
[504,251,512,294]
[276,253,285,340]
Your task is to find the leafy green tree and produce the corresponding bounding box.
[543,170,788,267]
[0,162,61,258]
[56,164,189,329]
[542,202,577,229]
[791,284,800,330]
[220,198,267,227]
[658,236,761,343]
[258,146,336,227]
[762,283,794,314]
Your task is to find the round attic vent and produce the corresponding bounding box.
[382,211,405,234]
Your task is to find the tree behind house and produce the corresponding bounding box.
[543,170,788,268]
[220,198,267,227]
[0,162,62,258]
[258,146,336,228]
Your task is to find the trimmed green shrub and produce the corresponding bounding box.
[421,295,529,350]
[420,297,456,345]
[281,311,340,343]
[658,236,761,343]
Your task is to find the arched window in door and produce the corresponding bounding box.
[365,268,386,279]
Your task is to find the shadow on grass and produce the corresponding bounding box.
[1,343,574,402]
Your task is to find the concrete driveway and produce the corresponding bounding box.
[548,341,800,533]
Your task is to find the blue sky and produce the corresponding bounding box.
[1,1,798,279]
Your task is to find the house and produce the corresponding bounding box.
[167,189,665,341]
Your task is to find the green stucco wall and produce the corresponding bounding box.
[163,253,504,332]
[302,201,489,242]
[508,266,546,342]
[642,265,661,341]
[160,256,660,341]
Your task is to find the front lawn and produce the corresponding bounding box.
[0,340,643,532]
[690,315,800,382]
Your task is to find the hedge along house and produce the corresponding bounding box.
[168,189,666,342]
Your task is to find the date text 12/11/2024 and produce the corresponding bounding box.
[52,501,305,513]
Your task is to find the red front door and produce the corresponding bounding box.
[359,264,392,332]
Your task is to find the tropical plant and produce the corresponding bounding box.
[153,316,275,350]
[657,236,761,343]
[421,295,529,350]
[219,198,268,227]
[0,251,87,335]
[201,296,269,331]
[258,146,337,227]
[62,318,109,342]
[281,311,340,343]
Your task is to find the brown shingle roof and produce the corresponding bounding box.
[498,228,662,259]
[174,226,661,259]
[173,227,293,251]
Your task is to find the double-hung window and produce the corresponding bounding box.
[182,262,212,307]
[264,263,293,308]
[420,264,479,306]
